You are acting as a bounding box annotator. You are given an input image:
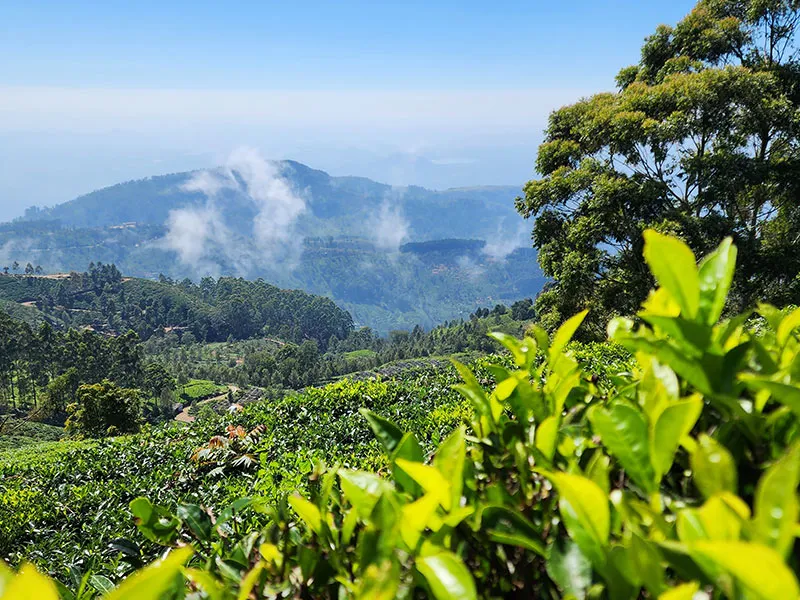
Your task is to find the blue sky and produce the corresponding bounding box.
[0,0,697,216]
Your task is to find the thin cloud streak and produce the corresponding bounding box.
[0,87,592,134]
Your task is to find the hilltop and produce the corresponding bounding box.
[1,160,544,332]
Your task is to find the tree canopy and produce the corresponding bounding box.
[518,0,800,336]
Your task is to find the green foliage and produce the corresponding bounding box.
[0,312,144,419]
[65,381,143,437]
[0,263,354,348]
[0,362,470,581]
[3,231,800,598]
[0,418,63,451]
[178,380,226,402]
[518,0,800,336]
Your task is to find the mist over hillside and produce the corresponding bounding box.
[2,152,543,332]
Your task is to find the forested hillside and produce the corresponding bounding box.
[0,263,353,346]
[0,159,541,333]
[0,230,544,332]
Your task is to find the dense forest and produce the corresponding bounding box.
[0,263,354,347]
[144,299,538,390]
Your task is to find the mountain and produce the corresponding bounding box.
[19,160,523,239]
[1,160,544,332]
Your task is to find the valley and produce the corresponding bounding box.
[0,161,544,333]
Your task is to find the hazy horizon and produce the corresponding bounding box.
[0,0,697,219]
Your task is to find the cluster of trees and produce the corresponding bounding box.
[0,262,43,275]
[0,310,177,436]
[518,0,800,336]
[0,313,142,412]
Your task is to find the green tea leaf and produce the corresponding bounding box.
[89,575,115,594]
[104,546,192,600]
[391,432,425,495]
[360,408,404,454]
[535,415,559,461]
[395,459,452,510]
[183,568,226,600]
[741,376,800,417]
[677,494,746,542]
[589,402,657,493]
[687,541,799,600]
[176,504,212,542]
[776,306,800,347]
[546,540,592,600]
[400,493,440,549]
[480,505,546,556]
[339,470,393,519]
[658,582,700,600]
[643,230,700,319]
[691,435,737,499]
[539,471,609,567]
[488,332,536,368]
[651,396,702,482]
[433,426,466,509]
[2,564,60,600]
[417,552,477,600]
[550,310,589,359]
[752,444,800,559]
[129,497,181,545]
[630,533,665,596]
[237,563,263,600]
[697,237,736,326]
[288,495,323,535]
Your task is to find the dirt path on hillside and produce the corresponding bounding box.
[174,385,238,424]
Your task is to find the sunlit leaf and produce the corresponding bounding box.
[651,396,702,481]
[691,435,737,499]
[288,495,323,536]
[589,402,657,493]
[643,230,700,319]
[104,546,192,600]
[395,459,452,510]
[546,540,592,599]
[697,237,736,326]
[550,310,589,359]
[360,408,404,454]
[417,551,477,600]
[687,541,799,600]
[752,444,800,559]
[535,415,559,461]
[433,426,466,509]
[1,563,59,600]
[539,471,609,567]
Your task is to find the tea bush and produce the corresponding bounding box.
[0,362,472,585]
[3,231,799,599]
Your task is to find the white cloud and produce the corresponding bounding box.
[161,147,306,274]
[482,219,530,260]
[369,194,409,252]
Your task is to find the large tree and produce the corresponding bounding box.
[518,0,800,336]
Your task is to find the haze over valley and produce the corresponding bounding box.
[1,151,544,332]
